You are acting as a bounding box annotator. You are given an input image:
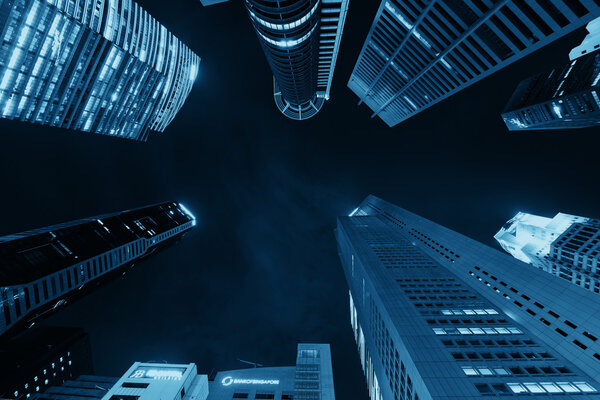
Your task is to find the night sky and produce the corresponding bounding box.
[1,1,599,399]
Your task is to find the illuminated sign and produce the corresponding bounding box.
[221,376,280,386]
[129,366,186,381]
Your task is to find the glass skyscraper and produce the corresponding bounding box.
[496,211,600,293]
[348,1,600,127]
[0,202,196,337]
[244,0,349,120]
[0,0,200,141]
[502,17,600,130]
[337,195,600,399]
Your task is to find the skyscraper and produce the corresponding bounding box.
[0,326,94,399]
[32,343,335,400]
[0,202,196,337]
[495,211,600,293]
[502,17,600,130]
[244,0,349,120]
[210,343,335,400]
[337,195,600,399]
[0,0,200,141]
[348,1,600,127]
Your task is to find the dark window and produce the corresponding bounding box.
[232,394,248,399]
[564,320,577,329]
[33,284,40,304]
[584,331,598,341]
[573,339,587,350]
[255,395,274,400]
[24,287,31,309]
[555,328,568,337]
[122,383,149,389]
[475,383,492,394]
[109,396,139,400]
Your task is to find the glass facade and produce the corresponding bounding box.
[245,0,349,120]
[349,1,600,127]
[0,0,200,140]
[337,195,600,399]
[0,201,196,337]
[502,17,600,130]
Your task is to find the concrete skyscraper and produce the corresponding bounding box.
[502,17,600,130]
[245,0,349,120]
[0,0,200,141]
[496,211,600,294]
[337,195,600,399]
[32,343,335,400]
[0,202,196,337]
[348,1,600,127]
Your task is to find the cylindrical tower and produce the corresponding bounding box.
[245,0,325,120]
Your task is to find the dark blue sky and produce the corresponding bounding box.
[0,1,599,399]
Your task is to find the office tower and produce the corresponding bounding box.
[495,211,600,293]
[244,0,349,120]
[33,376,118,400]
[348,1,600,127]
[0,202,196,337]
[97,363,209,400]
[336,195,600,399]
[32,343,333,400]
[502,17,600,130]
[0,326,93,399]
[0,0,200,141]
[210,343,335,400]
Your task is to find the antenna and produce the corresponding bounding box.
[237,358,263,368]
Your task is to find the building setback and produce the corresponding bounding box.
[0,202,196,337]
[348,1,600,127]
[495,211,600,293]
[0,0,200,141]
[0,326,94,399]
[502,17,600,130]
[244,0,349,120]
[336,195,600,399]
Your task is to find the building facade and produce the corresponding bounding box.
[337,195,600,399]
[0,202,196,337]
[0,326,94,399]
[0,0,200,141]
[209,343,335,400]
[348,1,600,127]
[32,343,334,400]
[495,211,600,293]
[502,17,600,130]
[32,375,118,400]
[244,0,349,120]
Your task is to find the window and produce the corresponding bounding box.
[121,383,148,389]
[232,394,248,399]
[254,395,274,400]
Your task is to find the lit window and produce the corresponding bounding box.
[524,383,545,393]
[485,309,498,314]
[574,382,596,392]
[433,328,446,335]
[462,367,478,376]
[507,383,527,393]
[458,328,472,335]
[470,328,484,335]
[557,382,580,393]
[441,310,452,315]
[508,328,522,334]
[540,383,562,393]
[494,368,509,375]
[478,368,493,376]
